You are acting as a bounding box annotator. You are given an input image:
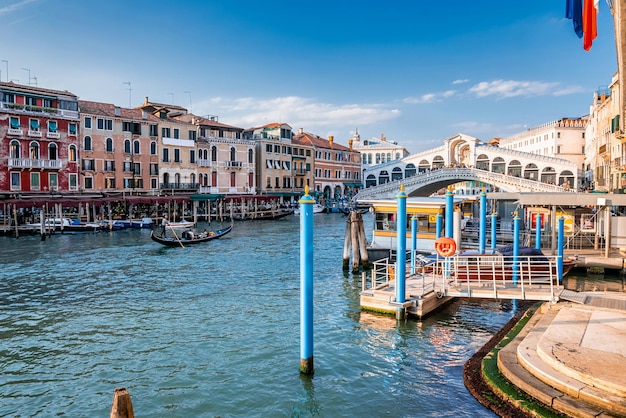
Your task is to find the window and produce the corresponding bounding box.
[49,173,58,190]
[10,116,20,129]
[122,121,141,135]
[69,173,78,190]
[124,162,132,172]
[105,178,116,189]
[3,93,15,103]
[174,148,181,163]
[48,121,58,132]
[84,117,92,129]
[150,163,158,175]
[97,118,104,129]
[29,142,40,159]
[248,149,253,163]
[84,177,94,189]
[124,139,131,154]
[150,141,157,155]
[106,138,114,152]
[188,130,196,141]
[11,172,20,190]
[211,146,217,161]
[151,178,157,189]
[133,162,141,175]
[230,147,236,161]
[162,148,169,162]
[149,124,158,136]
[305,150,311,157]
[30,172,40,191]
[173,128,180,139]
[49,143,58,160]
[134,140,140,154]
[82,159,95,170]
[266,144,272,152]
[69,145,77,162]
[162,127,171,138]
[10,140,20,158]
[30,119,40,131]
[230,172,236,187]
[190,150,196,164]
[105,160,115,171]
[84,136,92,150]
[69,123,77,135]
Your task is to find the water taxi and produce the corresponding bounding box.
[360,196,472,261]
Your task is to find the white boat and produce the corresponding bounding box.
[165,219,194,231]
[131,217,154,228]
[294,203,325,215]
[27,218,101,233]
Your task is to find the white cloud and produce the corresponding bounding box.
[452,79,469,85]
[0,0,38,16]
[467,79,564,98]
[402,90,456,104]
[194,96,401,131]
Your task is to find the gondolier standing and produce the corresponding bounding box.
[161,214,168,236]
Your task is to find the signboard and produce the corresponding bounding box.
[556,210,574,235]
[580,213,596,232]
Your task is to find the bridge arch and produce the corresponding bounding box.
[476,154,490,170]
[559,170,575,189]
[366,174,376,188]
[405,163,416,177]
[508,160,522,177]
[492,157,505,174]
[418,160,430,172]
[432,156,445,169]
[391,167,403,181]
[541,167,556,183]
[524,163,539,180]
[379,170,390,184]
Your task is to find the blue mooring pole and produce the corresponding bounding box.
[299,186,315,374]
[535,214,542,250]
[396,186,407,313]
[490,212,497,252]
[557,216,564,282]
[479,189,487,254]
[445,187,454,238]
[410,215,417,275]
[512,212,520,284]
[436,212,443,239]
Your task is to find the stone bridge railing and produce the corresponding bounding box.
[354,167,571,200]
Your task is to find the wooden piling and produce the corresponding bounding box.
[342,217,351,270]
[357,212,370,269]
[110,387,134,418]
[350,211,361,272]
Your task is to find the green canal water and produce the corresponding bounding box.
[1,213,620,417]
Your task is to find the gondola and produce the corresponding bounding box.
[150,225,232,247]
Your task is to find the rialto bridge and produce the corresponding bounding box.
[354,133,577,200]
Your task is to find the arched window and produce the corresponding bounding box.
[190,173,196,186]
[375,153,380,164]
[211,146,217,161]
[10,140,20,158]
[150,141,157,155]
[134,140,140,154]
[106,137,113,152]
[69,145,77,162]
[124,139,131,154]
[405,163,416,177]
[48,143,58,160]
[29,141,40,159]
[391,167,403,181]
[248,149,253,164]
[386,153,391,161]
[84,136,92,150]
[230,147,236,161]
[367,154,372,164]
[362,154,367,164]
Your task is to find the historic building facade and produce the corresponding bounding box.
[0,82,80,196]
[292,129,362,200]
[78,100,160,194]
[350,130,409,168]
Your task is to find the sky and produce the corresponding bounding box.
[0,0,618,153]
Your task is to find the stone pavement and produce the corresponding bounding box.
[498,292,626,417]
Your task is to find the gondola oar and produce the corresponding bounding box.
[168,225,185,248]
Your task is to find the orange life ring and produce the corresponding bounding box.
[434,237,456,257]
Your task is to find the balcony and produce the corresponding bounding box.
[160,182,198,191]
[46,132,60,139]
[28,130,42,137]
[197,159,213,167]
[8,158,62,169]
[0,102,79,119]
[226,161,242,169]
[8,128,23,136]
[293,168,307,176]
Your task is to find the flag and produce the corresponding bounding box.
[583,0,599,51]
[565,0,583,38]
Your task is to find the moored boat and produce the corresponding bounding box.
[150,225,232,247]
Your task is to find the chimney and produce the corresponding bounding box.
[348,138,353,150]
[328,135,334,146]
[381,134,386,141]
[144,96,149,104]
[299,128,303,134]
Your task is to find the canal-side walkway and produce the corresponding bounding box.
[497,292,626,417]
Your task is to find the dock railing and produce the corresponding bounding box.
[364,252,561,302]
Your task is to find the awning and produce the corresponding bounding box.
[190,193,225,202]
[344,182,363,188]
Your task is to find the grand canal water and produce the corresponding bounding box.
[2,213,606,417]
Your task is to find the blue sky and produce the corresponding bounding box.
[0,0,618,153]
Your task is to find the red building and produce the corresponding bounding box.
[0,82,80,197]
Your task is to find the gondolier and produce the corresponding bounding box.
[161,214,168,236]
